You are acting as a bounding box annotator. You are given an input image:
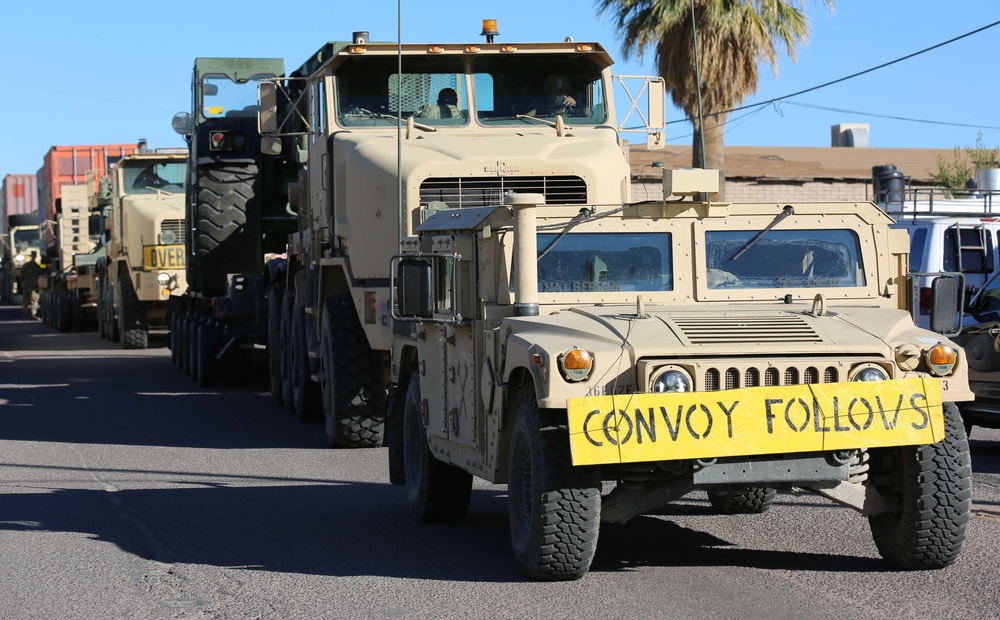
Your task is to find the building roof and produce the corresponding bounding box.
[629,145,954,183]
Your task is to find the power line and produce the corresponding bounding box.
[783,101,1000,131]
[667,18,1000,125]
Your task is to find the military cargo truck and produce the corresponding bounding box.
[1,213,42,304]
[95,150,188,348]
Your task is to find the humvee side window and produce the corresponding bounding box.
[705,229,865,289]
[537,232,671,293]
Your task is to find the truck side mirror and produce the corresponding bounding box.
[171,112,193,136]
[259,82,279,134]
[646,77,665,150]
[397,257,433,318]
[930,275,962,335]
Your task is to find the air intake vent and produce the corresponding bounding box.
[420,175,587,208]
[160,219,186,244]
[672,315,822,344]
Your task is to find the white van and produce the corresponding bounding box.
[882,188,1000,330]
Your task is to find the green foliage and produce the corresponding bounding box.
[932,132,1000,190]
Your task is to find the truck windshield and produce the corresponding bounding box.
[12,229,39,253]
[336,56,468,127]
[121,162,187,194]
[472,54,607,125]
[202,73,276,119]
[705,229,866,289]
[537,232,671,293]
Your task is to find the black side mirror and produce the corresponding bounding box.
[930,275,963,335]
[396,257,433,318]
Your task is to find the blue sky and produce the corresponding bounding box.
[0,1,997,178]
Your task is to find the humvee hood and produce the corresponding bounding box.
[508,305,927,358]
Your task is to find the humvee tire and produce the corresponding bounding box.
[403,370,472,521]
[962,333,1000,373]
[508,395,601,581]
[868,402,971,569]
[320,295,385,447]
[707,487,777,515]
[190,164,258,298]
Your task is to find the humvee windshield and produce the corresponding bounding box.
[537,232,671,293]
[202,73,277,119]
[121,161,187,195]
[705,229,866,289]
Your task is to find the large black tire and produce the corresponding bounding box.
[508,394,601,581]
[190,164,258,297]
[178,316,191,376]
[170,312,181,368]
[267,284,285,405]
[280,293,295,412]
[117,274,146,349]
[402,371,472,521]
[97,280,107,339]
[707,487,777,515]
[962,332,1000,373]
[108,287,121,343]
[320,295,385,447]
[867,402,971,569]
[71,296,86,331]
[196,320,220,388]
[291,306,322,421]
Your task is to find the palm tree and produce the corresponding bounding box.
[597,0,833,199]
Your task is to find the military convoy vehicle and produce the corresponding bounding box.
[1,213,42,304]
[95,150,188,348]
[162,24,974,579]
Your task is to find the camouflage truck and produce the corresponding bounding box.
[95,150,188,348]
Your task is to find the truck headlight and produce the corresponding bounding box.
[852,366,888,382]
[651,368,691,393]
[15,254,25,263]
[157,273,171,286]
[925,344,957,376]
[558,348,593,382]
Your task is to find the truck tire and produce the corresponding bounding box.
[291,306,322,421]
[196,319,220,388]
[190,164,258,297]
[962,332,1000,373]
[267,284,285,405]
[320,295,385,447]
[57,293,72,333]
[707,487,777,515]
[109,286,121,343]
[867,402,971,569]
[508,395,601,581]
[118,273,148,350]
[402,371,472,521]
[280,293,295,412]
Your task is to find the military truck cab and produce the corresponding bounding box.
[391,169,973,580]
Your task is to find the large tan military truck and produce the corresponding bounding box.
[1,213,42,304]
[248,24,973,580]
[95,150,188,348]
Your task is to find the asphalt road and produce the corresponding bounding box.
[1,304,999,620]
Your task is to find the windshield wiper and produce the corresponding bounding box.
[730,205,794,261]
[537,208,593,260]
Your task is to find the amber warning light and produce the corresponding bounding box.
[481,19,499,43]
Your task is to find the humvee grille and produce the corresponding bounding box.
[161,219,186,244]
[701,362,841,391]
[419,175,588,207]
[672,315,822,344]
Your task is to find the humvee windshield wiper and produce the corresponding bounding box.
[731,204,794,261]
[537,208,593,260]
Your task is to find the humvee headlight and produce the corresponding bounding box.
[157,273,171,286]
[651,368,691,393]
[926,344,957,376]
[558,348,593,382]
[852,366,888,382]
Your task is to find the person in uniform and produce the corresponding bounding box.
[20,250,42,320]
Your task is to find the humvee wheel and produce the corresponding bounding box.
[507,395,601,581]
[402,371,472,521]
[867,402,971,569]
[267,284,285,405]
[963,333,1000,373]
[320,295,385,447]
[707,487,777,515]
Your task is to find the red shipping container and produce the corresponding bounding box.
[1,174,39,233]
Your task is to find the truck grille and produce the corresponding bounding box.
[420,175,587,207]
[702,362,840,391]
[161,219,186,244]
[671,315,822,344]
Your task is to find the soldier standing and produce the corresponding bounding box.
[20,251,41,320]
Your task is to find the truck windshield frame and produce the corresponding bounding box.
[536,232,672,294]
[120,162,188,195]
[201,73,277,120]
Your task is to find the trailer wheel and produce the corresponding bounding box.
[320,295,385,447]
[707,487,777,514]
[267,284,285,405]
[291,306,322,421]
[867,402,971,569]
[402,371,472,521]
[508,394,601,581]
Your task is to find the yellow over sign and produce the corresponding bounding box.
[566,377,943,466]
[142,245,186,271]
